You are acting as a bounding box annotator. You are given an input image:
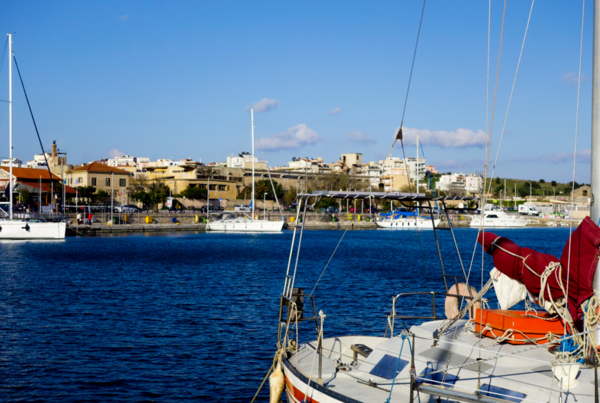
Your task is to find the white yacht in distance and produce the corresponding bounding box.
[376,211,440,229]
[0,34,66,240]
[469,208,529,228]
[206,109,284,233]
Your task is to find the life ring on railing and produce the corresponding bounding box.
[445,283,481,319]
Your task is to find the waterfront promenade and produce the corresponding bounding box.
[65,211,580,235]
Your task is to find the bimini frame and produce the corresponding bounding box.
[277,191,480,349]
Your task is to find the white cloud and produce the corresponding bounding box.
[258,124,321,150]
[548,148,591,163]
[345,131,376,145]
[245,98,280,113]
[116,15,130,22]
[395,127,486,148]
[107,149,125,158]
[327,107,342,115]
[563,72,589,86]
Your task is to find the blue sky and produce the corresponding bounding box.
[0,0,594,183]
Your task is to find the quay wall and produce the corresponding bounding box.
[66,211,578,235]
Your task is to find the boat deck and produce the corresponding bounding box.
[284,320,597,403]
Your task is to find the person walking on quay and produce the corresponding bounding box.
[87,212,92,225]
[77,212,82,225]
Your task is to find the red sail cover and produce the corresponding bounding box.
[478,216,600,323]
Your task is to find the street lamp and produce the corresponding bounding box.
[264,192,267,220]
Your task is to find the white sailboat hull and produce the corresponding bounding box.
[206,219,284,232]
[0,220,67,239]
[376,218,440,229]
[469,217,529,228]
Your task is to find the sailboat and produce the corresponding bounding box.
[0,34,66,240]
[376,133,441,229]
[262,4,600,403]
[206,108,284,232]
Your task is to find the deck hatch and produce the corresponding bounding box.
[369,354,408,379]
[418,367,459,387]
[480,384,526,403]
[419,347,493,373]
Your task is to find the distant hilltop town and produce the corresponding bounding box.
[0,140,585,210]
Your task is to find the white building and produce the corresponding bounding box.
[26,160,48,169]
[227,153,267,170]
[380,157,426,182]
[1,158,22,168]
[108,155,136,167]
[436,173,482,193]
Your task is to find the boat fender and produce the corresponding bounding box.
[445,283,481,319]
[269,356,284,403]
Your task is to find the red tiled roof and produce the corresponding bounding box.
[1,166,62,181]
[17,180,77,194]
[67,162,130,174]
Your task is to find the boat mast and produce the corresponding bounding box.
[8,33,13,221]
[251,108,255,219]
[592,0,600,351]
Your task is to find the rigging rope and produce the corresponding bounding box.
[255,134,284,219]
[383,0,427,166]
[486,0,535,192]
[565,0,586,343]
[308,227,349,299]
[12,54,56,196]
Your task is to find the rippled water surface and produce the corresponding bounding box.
[0,228,573,402]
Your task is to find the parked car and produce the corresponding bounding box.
[200,205,223,213]
[114,204,142,213]
[518,204,539,216]
[15,202,28,212]
[234,204,251,212]
[365,207,379,213]
[325,206,340,214]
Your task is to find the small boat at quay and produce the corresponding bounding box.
[206,108,283,233]
[376,211,440,230]
[469,210,529,228]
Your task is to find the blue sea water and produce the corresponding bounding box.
[0,228,573,402]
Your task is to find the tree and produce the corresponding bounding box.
[539,179,545,183]
[239,180,287,201]
[180,185,207,200]
[551,181,557,187]
[147,180,170,212]
[284,187,297,207]
[131,191,151,208]
[18,189,32,204]
[94,190,109,204]
[76,186,97,205]
[308,172,368,192]
[495,177,500,184]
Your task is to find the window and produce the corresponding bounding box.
[218,185,227,191]
[209,184,216,190]
[198,184,207,189]
[583,190,588,196]
[119,179,126,187]
[105,178,110,186]
[91,177,97,186]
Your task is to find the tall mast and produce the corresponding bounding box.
[592,0,600,351]
[416,132,419,192]
[251,108,255,219]
[8,33,13,220]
